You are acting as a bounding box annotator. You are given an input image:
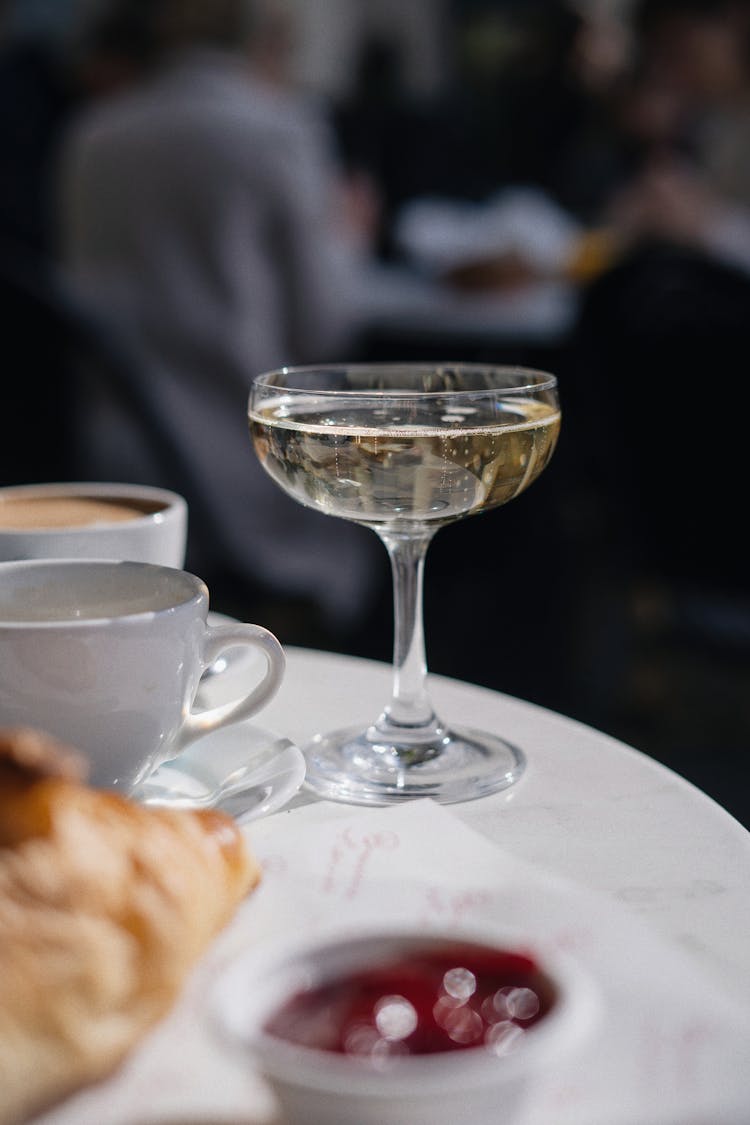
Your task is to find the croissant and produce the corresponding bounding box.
[0,727,261,1125]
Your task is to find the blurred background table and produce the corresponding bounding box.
[351,262,579,360]
[264,646,750,1003]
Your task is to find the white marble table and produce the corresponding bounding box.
[38,646,750,1125]
[265,648,750,1003]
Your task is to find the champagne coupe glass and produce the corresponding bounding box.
[249,364,560,805]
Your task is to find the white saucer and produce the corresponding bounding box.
[133,721,306,824]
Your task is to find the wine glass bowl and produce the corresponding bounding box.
[249,364,560,805]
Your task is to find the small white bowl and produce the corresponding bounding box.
[212,926,599,1125]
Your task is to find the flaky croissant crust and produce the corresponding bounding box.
[0,728,260,1125]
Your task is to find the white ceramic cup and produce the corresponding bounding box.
[0,481,188,567]
[0,559,285,791]
[212,926,599,1125]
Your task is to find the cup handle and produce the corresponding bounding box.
[176,622,285,748]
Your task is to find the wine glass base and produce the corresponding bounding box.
[302,724,525,806]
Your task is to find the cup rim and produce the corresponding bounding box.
[0,481,186,535]
[0,558,206,628]
[212,924,599,1096]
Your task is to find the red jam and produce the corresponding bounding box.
[264,942,555,1059]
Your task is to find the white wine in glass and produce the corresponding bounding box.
[249,364,560,805]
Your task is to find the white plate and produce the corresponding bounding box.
[133,721,306,825]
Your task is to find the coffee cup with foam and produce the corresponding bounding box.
[0,482,187,567]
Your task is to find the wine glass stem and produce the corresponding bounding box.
[377,531,438,732]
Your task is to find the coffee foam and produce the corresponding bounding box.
[0,495,164,531]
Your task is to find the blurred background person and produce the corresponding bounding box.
[381,0,750,295]
[608,0,750,271]
[571,0,750,573]
[565,0,750,815]
[58,0,382,643]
